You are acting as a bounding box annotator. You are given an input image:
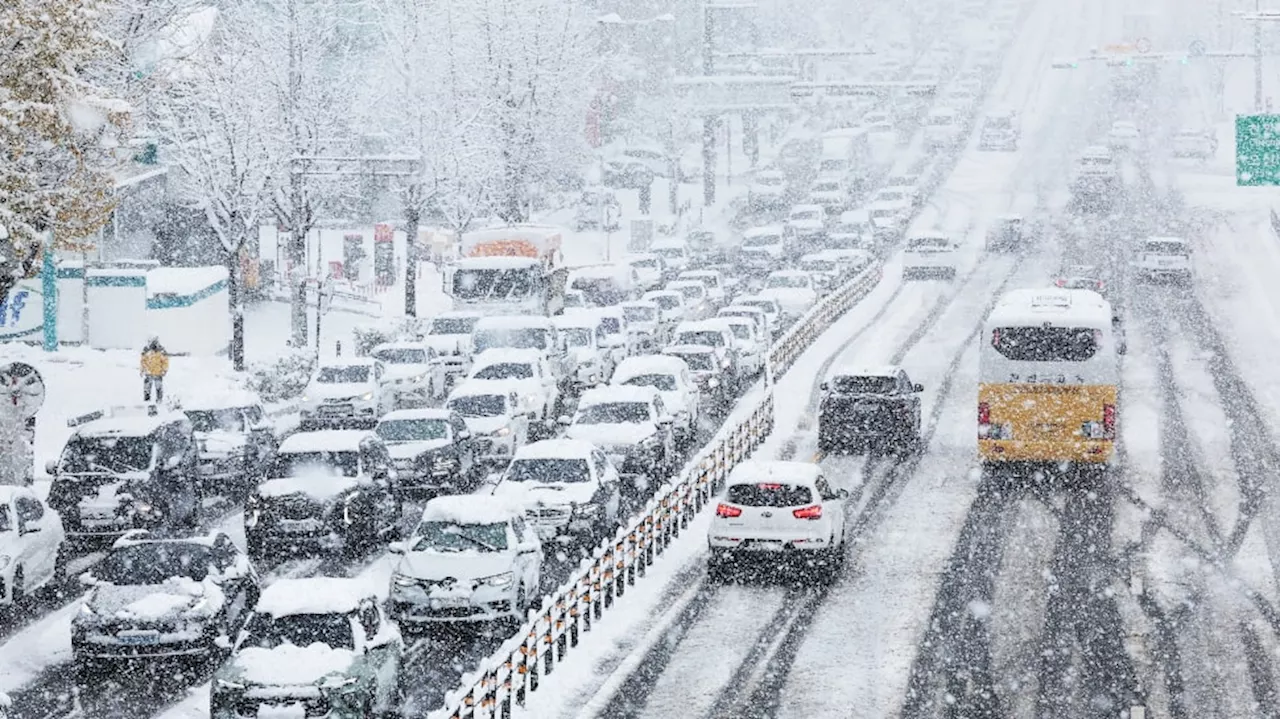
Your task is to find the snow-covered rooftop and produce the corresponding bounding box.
[578,384,659,407]
[277,429,370,454]
[448,379,519,400]
[727,460,821,486]
[612,355,690,381]
[420,495,522,526]
[831,364,901,379]
[256,577,372,617]
[471,348,546,368]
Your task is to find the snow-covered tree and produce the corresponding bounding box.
[0,0,129,304]
[153,11,276,370]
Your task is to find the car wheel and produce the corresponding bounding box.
[46,548,68,601]
[9,567,24,608]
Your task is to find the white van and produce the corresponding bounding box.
[1132,236,1192,283]
[924,108,963,148]
[903,230,958,280]
[818,128,872,189]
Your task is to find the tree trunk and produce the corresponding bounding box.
[403,204,420,317]
[0,276,16,313]
[288,174,309,348]
[228,248,246,371]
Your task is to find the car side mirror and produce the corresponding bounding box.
[518,541,539,555]
[79,571,97,587]
[388,541,406,555]
[913,383,924,392]
[45,459,58,475]
[458,430,472,441]
[657,416,674,426]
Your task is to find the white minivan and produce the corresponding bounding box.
[902,230,958,280]
[1132,236,1192,283]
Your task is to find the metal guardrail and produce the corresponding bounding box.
[431,259,884,719]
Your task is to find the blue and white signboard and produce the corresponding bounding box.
[0,280,43,342]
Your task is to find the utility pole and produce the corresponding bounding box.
[702,3,717,207]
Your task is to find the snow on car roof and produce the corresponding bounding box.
[553,314,600,330]
[569,263,630,280]
[988,288,1111,326]
[907,229,949,241]
[737,294,781,307]
[433,310,484,319]
[420,495,522,525]
[743,226,785,238]
[257,577,373,617]
[579,384,659,407]
[789,204,824,213]
[727,461,821,486]
[720,304,766,315]
[675,319,732,333]
[379,408,454,422]
[179,390,261,412]
[839,209,871,223]
[455,256,541,270]
[448,379,517,400]
[475,315,554,330]
[679,269,720,278]
[666,280,706,290]
[621,299,659,309]
[832,364,900,379]
[650,237,686,250]
[278,429,371,454]
[315,357,377,369]
[513,438,597,460]
[471,348,545,367]
[663,343,716,355]
[625,252,659,263]
[75,408,185,437]
[613,354,689,380]
[767,270,809,279]
[1142,236,1188,245]
[642,290,682,299]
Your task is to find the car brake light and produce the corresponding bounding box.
[758,483,782,490]
[1103,403,1115,439]
[990,329,1000,347]
[716,503,743,518]
[978,402,990,426]
[793,505,823,520]
[1054,278,1066,287]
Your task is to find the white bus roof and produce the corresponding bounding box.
[987,288,1112,327]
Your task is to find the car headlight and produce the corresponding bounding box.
[301,394,309,403]
[433,455,456,468]
[708,377,720,388]
[215,678,245,691]
[482,572,514,588]
[320,675,360,693]
[494,426,512,437]
[0,555,9,571]
[573,502,600,517]
[392,572,418,588]
[361,392,374,401]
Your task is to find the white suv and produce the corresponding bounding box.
[708,461,848,580]
[902,230,958,280]
[0,487,66,608]
[299,358,389,428]
[1132,236,1192,283]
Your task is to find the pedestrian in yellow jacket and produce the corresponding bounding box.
[140,336,170,403]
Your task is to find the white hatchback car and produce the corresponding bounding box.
[1133,236,1192,283]
[387,495,542,627]
[708,461,848,580]
[0,487,66,608]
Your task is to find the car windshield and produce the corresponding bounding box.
[448,394,507,418]
[599,317,622,334]
[813,182,840,192]
[270,451,360,478]
[726,482,813,507]
[819,159,846,172]
[430,316,479,335]
[93,542,213,585]
[376,418,450,443]
[673,285,704,301]
[410,520,509,553]
[186,408,245,433]
[741,301,775,315]
[562,328,593,347]
[473,362,534,380]
[677,330,725,347]
[991,326,1099,362]
[791,210,821,221]
[653,247,684,259]
[802,260,836,272]
[651,295,681,310]
[1142,241,1188,256]
[986,117,1013,129]
[316,366,370,384]
[929,115,954,126]
[766,274,809,289]
[871,207,898,219]
[671,352,714,371]
[576,401,652,425]
[624,306,657,322]
[743,235,781,248]
[506,458,591,483]
[909,237,950,249]
[726,324,752,340]
[0,506,10,533]
[240,612,355,652]
[372,348,428,365]
[832,375,897,393]
[631,258,659,269]
[877,191,906,202]
[61,435,154,473]
[474,328,548,352]
[1080,156,1112,167]
[621,373,677,392]
[757,175,784,186]
[452,267,535,301]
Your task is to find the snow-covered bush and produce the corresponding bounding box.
[244,349,314,403]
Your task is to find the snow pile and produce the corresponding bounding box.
[257,469,359,502]
[234,644,356,686]
[256,577,370,617]
[420,495,521,526]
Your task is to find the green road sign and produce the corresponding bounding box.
[1237,114,1280,185]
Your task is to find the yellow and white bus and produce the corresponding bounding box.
[978,288,1120,472]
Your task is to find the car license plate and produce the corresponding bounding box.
[430,597,469,610]
[747,540,784,552]
[117,633,160,646]
[279,518,322,533]
[320,405,352,415]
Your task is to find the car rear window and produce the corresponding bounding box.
[727,482,813,507]
[832,375,896,393]
[1141,241,1188,256]
[991,326,1099,362]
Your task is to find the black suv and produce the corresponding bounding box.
[818,368,923,455]
[182,395,278,500]
[374,408,479,498]
[244,429,401,561]
[47,407,201,545]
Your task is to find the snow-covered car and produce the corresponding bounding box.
[490,439,623,547]
[924,107,963,148]
[370,341,444,409]
[471,315,571,386]
[808,175,849,216]
[818,248,873,279]
[716,315,766,378]
[1171,128,1218,159]
[883,171,924,196]
[611,355,701,449]
[561,386,677,481]
[210,577,404,719]
[946,88,980,113]
[662,345,734,416]
[1107,120,1141,150]
[739,226,788,274]
[718,304,773,344]
[829,209,873,250]
[299,358,390,429]
[735,295,785,336]
[641,289,687,327]
[387,496,542,627]
[182,393,276,499]
[748,169,788,209]
[625,253,666,292]
[244,430,400,561]
[1053,266,1108,298]
[978,110,1019,151]
[466,349,562,431]
[676,269,728,308]
[786,204,828,245]
[568,263,639,307]
[375,409,479,498]
[799,252,843,293]
[554,313,614,390]
[862,110,891,126]
[1132,236,1192,283]
[868,201,907,243]
[47,407,201,543]
[759,270,820,322]
[73,531,259,674]
[0,486,66,610]
[1073,145,1120,183]
[422,311,481,390]
[708,461,848,581]
[621,300,664,352]
[871,185,914,218]
[903,230,959,280]
[446,381,532,465]
[664,280,714,321]
[650,238,690,274]
[673,320,741,385]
